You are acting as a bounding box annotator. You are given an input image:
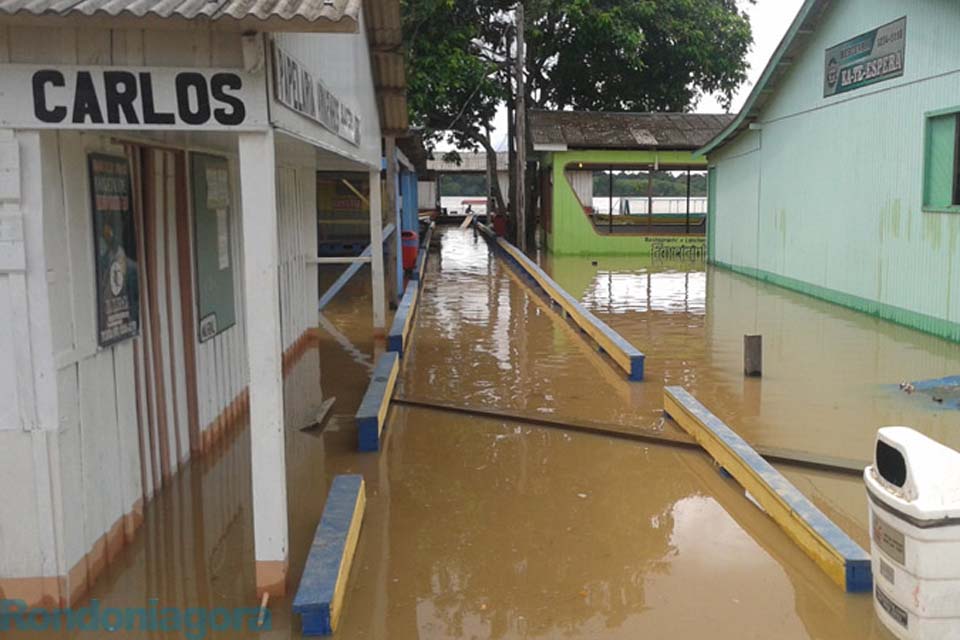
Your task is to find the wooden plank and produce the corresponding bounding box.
[292,475,366,636]
[662,386,872,593]
[387,283,419,356]
[477,223,645,381]
[356,353,400,452]
[317,223,395,310]
[412,222,435,284]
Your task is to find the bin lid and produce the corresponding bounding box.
[865,427,960,524]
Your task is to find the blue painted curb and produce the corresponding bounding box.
[356,352,400,452]
[293,475,366,635]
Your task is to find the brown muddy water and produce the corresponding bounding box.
[12,227,927,638]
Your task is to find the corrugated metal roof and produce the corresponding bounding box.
[0,0,362,31]
[530,110,735,151]
[364,0,407,135]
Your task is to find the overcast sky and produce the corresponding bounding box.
[697,0,805,113]
[474,0,805,151]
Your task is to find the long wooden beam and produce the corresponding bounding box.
[317,223,395,310]
[477,222,645,381]
[292,475,366,635]
[663,386,872,593]
[387,284,419,356]
[356,353,400,452]
[412,222,435,284]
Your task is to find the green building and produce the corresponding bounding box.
[531,110,731,256]
[701,0,960,341]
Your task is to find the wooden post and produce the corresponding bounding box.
[370,168,387,335]
[685,167,691,234]
[608,167,614,234]
[647,165,654,229]
[385,135,401,305]
[239,130,288,598]
[515,1,527,251]
[744,334,763,377]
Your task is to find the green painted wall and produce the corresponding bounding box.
[711,0,960,341]
[546,149,707,256]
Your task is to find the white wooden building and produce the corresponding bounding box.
[0,0,407,607]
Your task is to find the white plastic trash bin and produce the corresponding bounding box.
[864,427,960,640]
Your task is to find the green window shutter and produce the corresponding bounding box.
[924,113,957,209]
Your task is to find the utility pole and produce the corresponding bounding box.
[515,2,527,251]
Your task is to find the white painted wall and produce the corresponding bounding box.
[270,19,382,169]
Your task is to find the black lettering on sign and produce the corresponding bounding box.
[104,71,139,125]
[72,71,104,124]
[211,73,246,126]
[32,70,67,123]
[139,72,175,125]
[176,73,210,125]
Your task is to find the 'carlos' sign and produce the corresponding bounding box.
[0,64,269,130]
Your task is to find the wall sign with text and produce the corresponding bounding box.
[824,17,906,98]
[272,44,362,146]
[0,64,268,130]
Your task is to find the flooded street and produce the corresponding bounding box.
[9,227,920,639]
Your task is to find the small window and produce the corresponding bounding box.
[923,111,960,211]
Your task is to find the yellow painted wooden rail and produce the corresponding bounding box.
[476,223,645,380]
[663,386,871,592]
[356,353,399,452]
[292,475,366,635]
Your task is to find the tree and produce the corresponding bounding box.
[402,0,754,214]
[402,0,509,212]
[521,0,754,112]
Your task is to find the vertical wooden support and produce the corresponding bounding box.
[369,168,386,335]
[173,152,200,455]
[385,135,401,303]
[514,1,527,252]
[239,131,288,598]
[744,334,763,377]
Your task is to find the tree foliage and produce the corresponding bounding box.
[401,0,753,211]
[522,0,753,112]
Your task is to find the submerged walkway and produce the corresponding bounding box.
[11,227,906,639]
[325,228,887,639]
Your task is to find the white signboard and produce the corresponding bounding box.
[272,44,362,146]
[0,64,269,130]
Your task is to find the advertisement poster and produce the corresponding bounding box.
[89,153,140,347]
[824,17,906,98]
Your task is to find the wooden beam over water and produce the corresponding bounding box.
[663,386,872,593]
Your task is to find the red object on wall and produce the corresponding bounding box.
[401,231,419,270]
[492,215,508,237]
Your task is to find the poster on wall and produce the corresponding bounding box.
[191,153,236,342]
[316,172,370,242]
[89,153,140,347]
[824,17,906,98]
